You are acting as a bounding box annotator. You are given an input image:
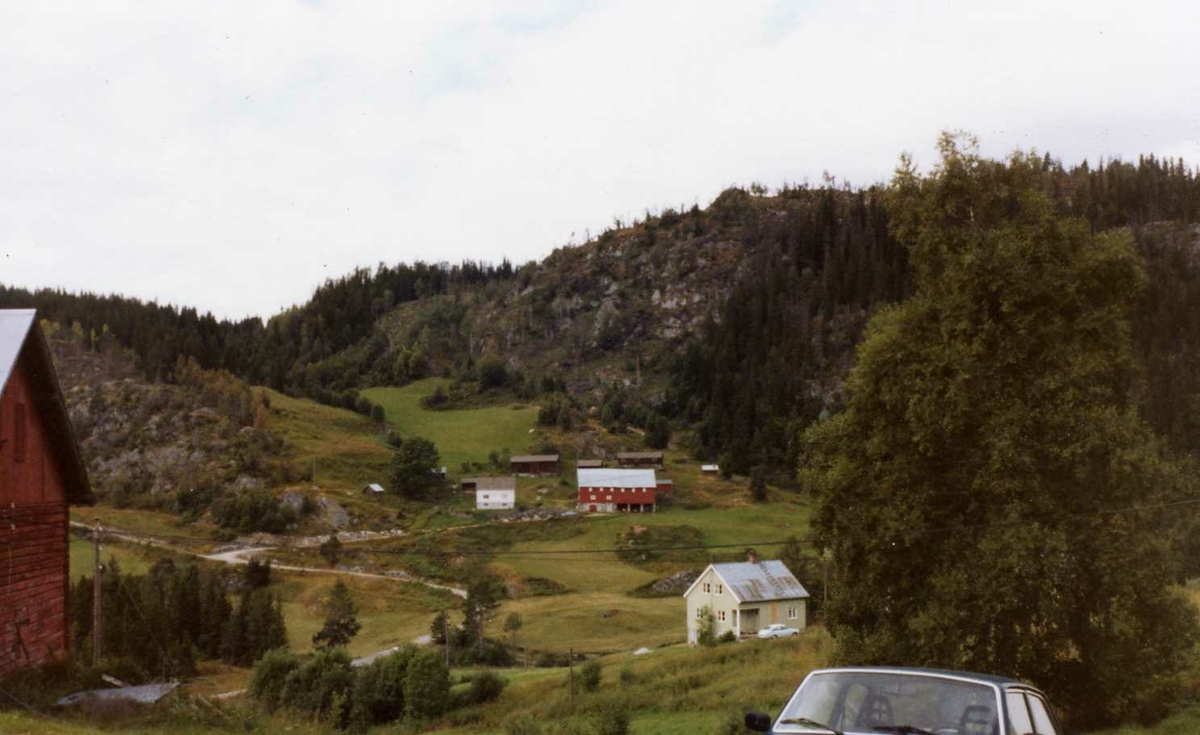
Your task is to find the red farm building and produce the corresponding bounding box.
[510,454,559,476]
[576,468,657,513]
[0,310,93,676]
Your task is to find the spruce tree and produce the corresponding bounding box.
[313,579,362,651]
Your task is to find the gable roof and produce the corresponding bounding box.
[617,451,662,460]
[466,476,515,491]
[577,468,656,488]
[0,310,94,505]
[510,454,558,463]
[683,560,809,603]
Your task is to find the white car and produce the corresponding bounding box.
[757,623,800,639]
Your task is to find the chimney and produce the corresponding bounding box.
[747,549,759,564]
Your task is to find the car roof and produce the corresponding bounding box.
[808,666,1033,690]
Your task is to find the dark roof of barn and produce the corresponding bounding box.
[576,459,603,468]
[0,310,94,505]
[464,477,515,491]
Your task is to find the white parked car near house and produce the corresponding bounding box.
[757,623,800,639]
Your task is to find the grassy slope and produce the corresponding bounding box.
[273,571,459,658]
[264,388,392,492]
[68,537,163,580]
[361,380,537,471]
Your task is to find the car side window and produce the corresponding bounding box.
[1026,694,1058,735]
[1006,691,1033,735]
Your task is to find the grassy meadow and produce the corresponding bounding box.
[361,379,538,471]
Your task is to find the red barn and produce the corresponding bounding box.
[0,310,93,676]
[576,468,657,513]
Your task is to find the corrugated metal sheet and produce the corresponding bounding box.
[0,309,35,394]
[57,681,179,707]
[577,468,657,489]
[711,561,809,603]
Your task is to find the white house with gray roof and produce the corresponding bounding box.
[682,556,809,643]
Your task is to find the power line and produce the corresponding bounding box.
[72,493,1200,563]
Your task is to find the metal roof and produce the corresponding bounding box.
[57,681,179,707]
[363,483,385,493]
[576,459,603,468]
[465,476,515,491]
[510,454,558,463]
[0,309,36,392]
[0,309,93,505]
[688,560,809,603]
[617,451,663,460]
[577,468,657,488]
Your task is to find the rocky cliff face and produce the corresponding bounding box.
[50,337,283,505]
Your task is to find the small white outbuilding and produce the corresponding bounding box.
[473,477,516,510]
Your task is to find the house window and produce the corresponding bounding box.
[695,607,703,620]
[589,494,595,500]
[482,494,489,499]
[716,584,723,595]
[703,583,711,593]
[787,606,797,620]
[718,610,726,622]
[606,495,612,501]
[14,402,26,463]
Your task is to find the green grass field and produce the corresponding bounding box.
[264,388,393,492]
[361,380,538,471]
[271,570,459,658]
[68,537,164,580]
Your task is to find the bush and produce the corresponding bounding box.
[718,630,738,644]
[576,659,601,693]
[619,662,636,686]
[319,535,342,566]
[249,648,300,712]
[404,649,450,721]
[349,646,415,730]
[749,466,769,502]
[478,355,509,390]
[280,649,354,726]
[466,670,507,704]
[597,702,631,735]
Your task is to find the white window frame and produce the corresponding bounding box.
[787,606,797,620]
[703,582,711,593]
[716,583,723,595]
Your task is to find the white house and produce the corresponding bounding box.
[576,468,657,513]
[683,556,809,644]
[473,477,515,510]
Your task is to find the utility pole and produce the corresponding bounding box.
[568,647,574,709]
[92,519,102,663]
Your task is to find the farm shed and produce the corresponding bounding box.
[510,454,558,476]
[576,459,603,469]
[577,468,657,513]
[473,477,516,510]
[362,483,385,495]
[617,451,663,468]
[701,464,720,475]
[0,310,94,676]
[683,556,808,644]
[656,478,673,492]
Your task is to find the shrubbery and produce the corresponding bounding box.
[211,491,297,533]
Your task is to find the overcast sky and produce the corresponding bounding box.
[4,1,1199,321]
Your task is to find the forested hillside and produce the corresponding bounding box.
[5,154,1200,475]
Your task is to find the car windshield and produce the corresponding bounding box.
[776,671,1000,735]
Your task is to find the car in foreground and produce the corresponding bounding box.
[757,623,801,639]
[745,666,1062,735]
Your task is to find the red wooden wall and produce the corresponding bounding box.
[0,348,72,676]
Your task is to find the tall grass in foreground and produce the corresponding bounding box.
[438,631,831,734]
